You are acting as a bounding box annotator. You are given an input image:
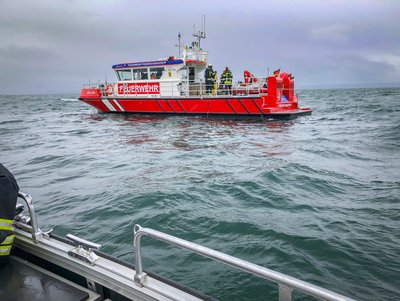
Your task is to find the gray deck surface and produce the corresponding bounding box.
[0,256,89,301]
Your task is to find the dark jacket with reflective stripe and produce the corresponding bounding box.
[0,164,19,244]
[205,67,216,81]
[220,70,233,84]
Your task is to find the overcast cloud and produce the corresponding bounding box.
[0,0,399,94]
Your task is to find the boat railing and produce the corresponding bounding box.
[133,224,356,301]
[184,50,208,62]
[12,194,347,300]
[96,78,269,98]
[15,192,42,242]
[82,83,101,89]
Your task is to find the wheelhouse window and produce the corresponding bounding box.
[188,67,195,83]
[180,68,188,80]
[149,67,164,80]
[117,69,132,81]
[133,68,148,80]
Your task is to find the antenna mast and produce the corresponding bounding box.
[192,14,206,50]
[175,32,183,58]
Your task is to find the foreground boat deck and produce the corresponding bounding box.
[4,192,355,301]
[1,256,100,301]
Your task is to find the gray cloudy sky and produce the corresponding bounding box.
[0,0,399,94]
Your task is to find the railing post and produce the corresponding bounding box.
[279,284,293,301]
[17,192,41,243]
[133,225,148,286]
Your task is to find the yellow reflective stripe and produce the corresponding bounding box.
[2,235,14,245]
[0,226,13,231]
[0,218,13,224]
[0,245,12,256]
[0,219,13,231]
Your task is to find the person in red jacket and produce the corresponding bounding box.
[0,163,19,269]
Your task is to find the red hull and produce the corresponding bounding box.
[79,96,311,118]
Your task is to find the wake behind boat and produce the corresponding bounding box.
[61,98,79,101]
[79,24,311,119]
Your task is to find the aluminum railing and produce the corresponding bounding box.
[94,78,270,99]
[15,192,42,242]
[133,225,356,301]
[82,83,101,89]
[13,194,352,300]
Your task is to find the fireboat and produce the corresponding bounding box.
[79,26,312,119]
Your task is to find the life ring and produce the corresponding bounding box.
[105,84,114,96]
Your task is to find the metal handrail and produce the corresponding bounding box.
[133,225,356,301]
[91,77,273,99]
[87,78,298,100]
[17,192,41,242]
[82,83,101,89]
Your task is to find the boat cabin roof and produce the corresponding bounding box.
[112,47,208,71]
[112,58,184,70]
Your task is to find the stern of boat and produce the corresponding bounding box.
[79,85,110,112]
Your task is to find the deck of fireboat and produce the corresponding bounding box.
[0,256,100,301]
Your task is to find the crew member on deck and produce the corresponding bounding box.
[205,65,215,94]
[212,70,218,95]
[0,163,19,269]
[220,67,233,95]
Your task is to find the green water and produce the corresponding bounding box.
[0,88,399,300]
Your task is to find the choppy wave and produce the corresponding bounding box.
[1,88,399,300]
